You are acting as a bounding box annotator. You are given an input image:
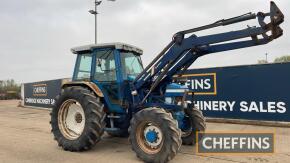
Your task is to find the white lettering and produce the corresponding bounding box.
[240,101,248,112]
[277,102,286,113]
[268,102,276,113]
[262,137,270,149]
[227,101,236,111]
[202,137,212,149]
[204,79,211,89]
[249,102,259,112]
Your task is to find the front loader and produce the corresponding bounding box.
[50,2,284,162]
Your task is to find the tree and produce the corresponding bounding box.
[0,79,20,100]
[274,55,290,63]
[257,60,268,64]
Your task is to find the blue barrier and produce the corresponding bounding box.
[23,79,63,108]
[179,62,290,122]
[22,63,290,122]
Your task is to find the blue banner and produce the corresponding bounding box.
[181,62,290,122]
[24,79,62,108]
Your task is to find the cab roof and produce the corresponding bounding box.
[71,42,143,55]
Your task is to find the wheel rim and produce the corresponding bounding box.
[136,121,164,154]
[58,99,85,140]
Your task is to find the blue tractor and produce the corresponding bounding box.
[50,2,283,162]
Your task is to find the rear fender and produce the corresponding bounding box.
[62,81,104,97]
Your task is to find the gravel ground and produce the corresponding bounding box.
[0,100,289,163]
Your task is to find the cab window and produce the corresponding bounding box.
[94,50,117,82]
[74,54,92,80]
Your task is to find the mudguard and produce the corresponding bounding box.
[62,81,104,97]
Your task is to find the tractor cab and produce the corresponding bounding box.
[71,43,144,113]
[71,43,143,82]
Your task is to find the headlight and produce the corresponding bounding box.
[165,97,173,104]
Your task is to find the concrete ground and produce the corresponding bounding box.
[0,100,290,163]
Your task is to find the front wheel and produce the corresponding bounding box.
[129,107,182,163]
[181,107,206,145]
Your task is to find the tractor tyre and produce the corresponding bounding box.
[50,87,106,151]
[181,107,206,145]
[129,107,182,163]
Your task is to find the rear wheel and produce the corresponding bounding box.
[181,107,206,145]
[50,87,106,151]
[129,107,181,163]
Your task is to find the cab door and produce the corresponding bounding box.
[92,49,124,113]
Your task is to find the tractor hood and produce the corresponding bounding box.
[71,42,143,55]
[165,83,189,97]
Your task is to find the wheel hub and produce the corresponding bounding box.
[75,112,83,123]
[145,130,158,143]
[144,125,163,148]
[58,99,86,140]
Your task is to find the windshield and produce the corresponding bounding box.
[121,51,143,80]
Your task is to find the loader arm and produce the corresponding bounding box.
[131,1,284,107]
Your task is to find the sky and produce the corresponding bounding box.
[0,0,289,83]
